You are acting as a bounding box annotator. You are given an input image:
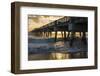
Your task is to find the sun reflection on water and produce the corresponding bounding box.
[50,52,70,60]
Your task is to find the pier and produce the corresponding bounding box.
[30,16,87,46]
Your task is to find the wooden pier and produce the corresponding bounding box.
[30,16,88,47]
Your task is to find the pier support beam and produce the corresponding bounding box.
[55,31,57,42]
[64,31,66,41]
[61,31,64,38]
[69,32,75,47]
[82,32,87,45]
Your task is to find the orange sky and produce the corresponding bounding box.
[28,15,64,32]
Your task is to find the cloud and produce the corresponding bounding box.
[28,15,63,32]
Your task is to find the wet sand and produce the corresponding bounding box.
[28,33,88,61]
[28,52,87,60]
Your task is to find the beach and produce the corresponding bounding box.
[28,32,88,60]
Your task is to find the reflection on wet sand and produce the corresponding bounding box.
[50,52,70,60]
[28,52,87,60]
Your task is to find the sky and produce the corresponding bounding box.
[28,15,63,32]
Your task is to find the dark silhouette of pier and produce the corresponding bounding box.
[30,16,88,47]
